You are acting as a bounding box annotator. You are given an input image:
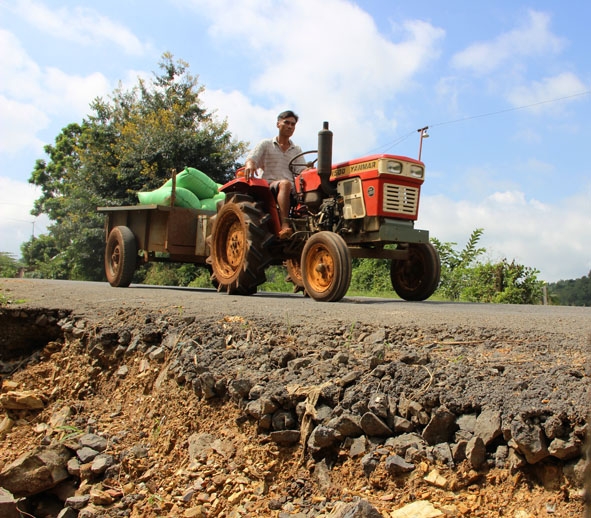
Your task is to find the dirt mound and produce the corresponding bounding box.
[0,306,589,517]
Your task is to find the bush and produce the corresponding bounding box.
[0,252,20,278]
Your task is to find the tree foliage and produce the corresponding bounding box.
[26,53,247,281]
[0,252,20,278]
[548,272,591,306]
[461,259,544,304]
[431,228,485,301]
[20,234,69,279]
[349,258,391,294]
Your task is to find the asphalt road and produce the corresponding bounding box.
[2,278,590,345]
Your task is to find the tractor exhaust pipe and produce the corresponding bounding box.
[318,121,337,196]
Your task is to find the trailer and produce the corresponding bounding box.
[97,204,215,287]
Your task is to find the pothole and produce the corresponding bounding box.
[0,308,71,371]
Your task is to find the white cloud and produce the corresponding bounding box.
[451,10,565,75]
[0,29,42,100]
[507,72,589,113]
[43,67,111,115]
[0,96,48,154]
[10,0,148,55]
[420,189,591,282]
[182,0,445,159]
[0,29,112,155]
[0,177,50,258]
[202,88,274,151]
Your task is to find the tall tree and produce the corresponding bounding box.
[26,53,247,280]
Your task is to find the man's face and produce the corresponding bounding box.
[277,117,297,137]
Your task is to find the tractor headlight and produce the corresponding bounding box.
[409,165,424,178]
[387,160,402,174]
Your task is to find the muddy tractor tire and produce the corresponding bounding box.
[390,242,440,301]
[208,194,273,295]
[301,231,352,302]
[285,258,306,294]
[105,225,137,288]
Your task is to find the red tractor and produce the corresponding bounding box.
[207,122,440,302]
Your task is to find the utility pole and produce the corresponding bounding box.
[417,126,429,161]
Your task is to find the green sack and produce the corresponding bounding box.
[199,191,227,211]
[199,198,216,211]
[165,167,218,200]
[137,186,201,209]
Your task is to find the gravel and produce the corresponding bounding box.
[1,278,590,517]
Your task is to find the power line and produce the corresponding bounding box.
[3,217,35,224]
[372,88,591,154]
[366,129,416,155]
[428,89,591,130]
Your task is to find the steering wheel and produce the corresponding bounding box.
[288,150,318,177]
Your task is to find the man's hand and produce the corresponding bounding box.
[243,160,256,180]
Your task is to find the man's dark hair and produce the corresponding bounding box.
[277,110,299,122]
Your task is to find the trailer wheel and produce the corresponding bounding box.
[301,231,351,302]
[105,226,137,287]
[390,242,440,301]
[208,194,272,295]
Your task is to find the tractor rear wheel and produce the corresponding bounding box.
[301,231,351,302]
[105,225,137,287]
[285,258,306,294]
[208,194,272,295]
[390,242,440,301]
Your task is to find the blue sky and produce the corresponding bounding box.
[1,0,590,283]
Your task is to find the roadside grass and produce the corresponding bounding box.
[0,290,26,306]
[259,265,446,301]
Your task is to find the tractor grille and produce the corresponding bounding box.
[383,184,419,216]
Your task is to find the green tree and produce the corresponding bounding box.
[0,252,20,278]
[20,234,69,279]
[349,257,391,294]
[26,53,247,281]
[548,271,591,306]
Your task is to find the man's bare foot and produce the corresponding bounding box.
[278,227,293,240]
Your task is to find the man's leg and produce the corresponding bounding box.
[277,181,291,226]
[276,180,293,237]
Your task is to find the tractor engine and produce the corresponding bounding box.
[308,197,341,233]
[295,122,426,238]
[296,121,341,232]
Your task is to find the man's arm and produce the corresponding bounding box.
[244,139,269,179]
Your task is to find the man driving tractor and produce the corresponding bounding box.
[243,110,305,239]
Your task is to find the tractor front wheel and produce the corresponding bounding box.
[208,194,272,295]
[301,232,351,302]
[390,242,440,301]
